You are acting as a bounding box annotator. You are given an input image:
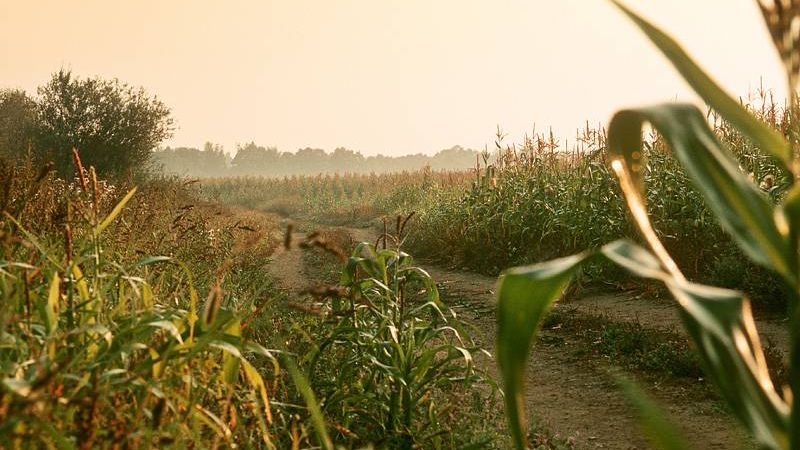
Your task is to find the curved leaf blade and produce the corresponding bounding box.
[95,187,137,235]
[670,283,789,450]
[608,103,794,283]
[496,253,590,449]
[603,242,789,449]
[611,0,792,171]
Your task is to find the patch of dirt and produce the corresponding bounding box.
[567,293,789,359]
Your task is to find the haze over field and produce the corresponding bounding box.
[1,1,786,155]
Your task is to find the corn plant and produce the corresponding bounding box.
[497,1,800,449]
[304,233,488,449]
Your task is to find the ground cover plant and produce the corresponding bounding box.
[496,2,800,449]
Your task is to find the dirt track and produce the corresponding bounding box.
[265,219,790,449]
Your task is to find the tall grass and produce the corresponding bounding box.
[0,154,281,448]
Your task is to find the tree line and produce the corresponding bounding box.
[1,70,480,179]
[153,143,480,178]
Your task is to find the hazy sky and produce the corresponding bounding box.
[0,1,786,156]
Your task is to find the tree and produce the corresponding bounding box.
[35,69,174,177]
[152,143,230,177]
[231,142,281,175]
[0,89,39,159]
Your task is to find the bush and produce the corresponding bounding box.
[33,69,173,178]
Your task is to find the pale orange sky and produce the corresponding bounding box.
[0,1,786,155]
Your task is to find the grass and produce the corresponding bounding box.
[542,307,703,380]
[3,154,499,449]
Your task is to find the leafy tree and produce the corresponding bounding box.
[152,142,230,177]
[231,142,280,175]
[0,89,39,159]
[35,69,174,177]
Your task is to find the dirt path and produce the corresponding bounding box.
[349,222,789,356]
[424,266,790,357]
[266,221,782,449]
[266,229,310,293]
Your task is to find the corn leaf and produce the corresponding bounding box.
[611,0,792,171]
[142,283,154,309]
[222,319,242,386]
[601,239,667,280]
[608,103,794,283]
[602,240,789,449]
[242,359,273,426]
[70,264,90,303]
[95,187,137,235]
[148,320,184,344]
[496,253,590,449]
[45,273,60,335]
[671,282,789,449]
[285,356,333,450]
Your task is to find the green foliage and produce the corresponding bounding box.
[34,69,174,178]
[496,3,799,450]
[200,169,471,226]
[302,239,493,448]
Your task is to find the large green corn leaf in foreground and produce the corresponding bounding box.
[498,1,798,449]
[497,240,791,449]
